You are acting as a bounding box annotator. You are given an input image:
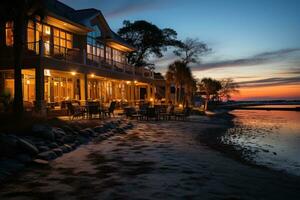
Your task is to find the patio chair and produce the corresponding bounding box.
[103,101,116,117]
[66,102,85,120]
[175,107,191,121]
[159,105,174,120]
[87,101,101,119]
[146,107,158,121]
[124,107,143,120]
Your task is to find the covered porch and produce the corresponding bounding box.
[0,68,155,115]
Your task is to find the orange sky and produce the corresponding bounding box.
[233,84,300,101]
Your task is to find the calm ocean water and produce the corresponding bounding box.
[222,106,300,176]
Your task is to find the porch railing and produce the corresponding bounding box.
[25,41,154,79]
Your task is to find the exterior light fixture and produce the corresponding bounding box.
[126,81,131,84]
[45,26,51,35]
[179,104,183,108]
[26,80,30,85]
[134,80,137,84]
[150,98,154,102]
[91,73,95,78]
[71,71,76,76]
[44,69,51,76]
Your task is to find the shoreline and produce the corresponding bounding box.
[1,116,300,199]
[199,112,300,177]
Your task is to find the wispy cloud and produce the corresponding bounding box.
[276,68,300,75]
[105,0,167,19]
[191,48,300,71]
[237,76,300,88]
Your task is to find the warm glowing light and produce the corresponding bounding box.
[54,82,58,86]
[26,80,30,85]
[90,74,95,78]
[44,69,51,76]
[126,81,131,84]
[134,80,137,84]
[179,104,183,108]
[71,71,76,76]
[150,98,154,102]
[63,23,67,26]
[60,82,63,87]
[45,26,51,35]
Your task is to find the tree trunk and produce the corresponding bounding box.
[174,84,178,105]
[13,13,26,117]
[204,95,210,111]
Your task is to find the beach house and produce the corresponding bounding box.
[0,0,155,112]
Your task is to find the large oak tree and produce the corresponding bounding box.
[118,20,181,67]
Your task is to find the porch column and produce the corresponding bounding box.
[147,84,151,101]
[35,65,45,114]
[35,40,45,114]
[84,73,88,102]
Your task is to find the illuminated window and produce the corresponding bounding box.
[5,22,13,46]
[53,28,73,55]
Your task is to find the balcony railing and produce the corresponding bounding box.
[25,41,154,79]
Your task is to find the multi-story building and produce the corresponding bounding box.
[0,0,155,112]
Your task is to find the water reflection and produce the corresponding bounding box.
[223,108,300,175]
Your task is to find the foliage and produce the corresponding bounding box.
[165,61,196,105]
[118,20,181,67]
[198,78,222,110]
[173,38,211,64]
[219,78,240,101]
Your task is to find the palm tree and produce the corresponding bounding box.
[0,0,45,116]
[198,78,222,110]
[165,61,196,105]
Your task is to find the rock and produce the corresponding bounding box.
[77,136,89,144]
[61,125,74,134]
[17,138,39,155]
[32,124,55,141]
[0,134,19,157]
[0,168,11,183]
[52,128,66,139]
[79,129,90,138]
[70,143,77,149]
[37,151,57,161]
[94,126,106,133]
[60,144,72,153]
[62,135,75,143]
[16,154,32,164]
[83,128,98,137]
[48,142,59,149]
[52,148,63,157]
[37,145,50,152]
[32,159,49,166]
[0,159,25,172]
[74,140,81,146]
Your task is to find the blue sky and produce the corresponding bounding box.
[61,0,300,100]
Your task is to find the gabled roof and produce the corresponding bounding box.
[43,0,135,52]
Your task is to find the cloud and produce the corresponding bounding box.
[237,76,300,88]
[276,68,300,75]
[191,48,300,71]
[105,0,166,19]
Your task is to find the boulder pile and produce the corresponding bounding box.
[0,119,133,184]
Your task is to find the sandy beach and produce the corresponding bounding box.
[1,116,300,200]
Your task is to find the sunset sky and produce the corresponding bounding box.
[61,0,300,100]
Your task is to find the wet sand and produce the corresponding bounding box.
[1,116,300,200]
